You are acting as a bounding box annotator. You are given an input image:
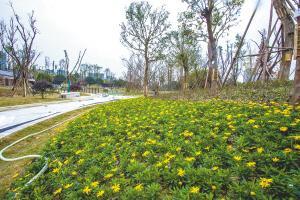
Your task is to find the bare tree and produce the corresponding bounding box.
[0,2,40,97]
[63,49,87,92]
[121,1,170,96]
[122,53,144,91]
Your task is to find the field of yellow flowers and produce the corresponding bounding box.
[8,98,300,199]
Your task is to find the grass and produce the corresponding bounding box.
[0,106,97,198]
[156,80,293,103]
[0,87,65,107]
[0,95,65,108]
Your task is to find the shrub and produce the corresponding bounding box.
[52,75,66,85]
[32,80,53,98]
[85,77,96,85]
[35,72,53,82]
[70,84,82,92]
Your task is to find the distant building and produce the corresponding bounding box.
[0,70,14,86]
[0,51,8,71]
[80,64,104,80]
[0,51,13,86]
[0,51,35,87]
[56,69,66,76]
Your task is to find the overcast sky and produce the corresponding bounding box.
[0,0,271,77]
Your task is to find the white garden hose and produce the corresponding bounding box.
[0,112,85,186]
[0,98,117,187]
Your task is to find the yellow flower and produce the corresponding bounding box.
[134,184,143,191]
[294,144,300,150]
[12,173,19,178]
[77,159,85,164]
[247,119,256,124]
[64,183,73,189]
[52,168,60,173]
[183,131,194,138]
[227,145,233,151]
[288,135,300,140]
[97,190,105,197]
[189,186,200,194]
[233,156,242,161]
[176,147,181,152]
[177,168,185,177]
[226,115,233,121]
[75,149,84,155]
[195,151,202,156]
[63,159,69,165]
[111,184,120,193]
[183,130,194,138]
[280,127,288,132]
[212,166,219,171]
[91,181,99,188]
[111,167,118,172]
[272,157,280,162]
[142,151,150,157]
[259,178,273,188]
[257,147,264,154]
[229,125,235,130]
[250,191,256,196]
[104,173,113,179]
[246,161,256,168]
[83,186,91,194]
[155,162,163,167]
[284,148,292,154]
[211,185,217,190]
[71,171,77,176]
[253,125,260,129]
[53,188,62,195]
[224,132,231,136]
[185,157,196,162]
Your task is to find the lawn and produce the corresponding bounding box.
[0,95,65,108]
[6,98,300,199]
[0,106,98,198]
[0,87,65,107]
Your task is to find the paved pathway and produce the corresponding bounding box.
[0,95,130,138]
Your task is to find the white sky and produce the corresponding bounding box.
[0,0,271,77]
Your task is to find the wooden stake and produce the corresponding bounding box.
[222,0,261,87]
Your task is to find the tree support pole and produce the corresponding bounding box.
[222,0,260,87]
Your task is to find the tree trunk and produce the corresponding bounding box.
[168,64,172,90]
[23,71,27,97]
[273,0,295,80]
[144,55,149,97]
[206,14,219,93]
[291,55,300,104]
[291,2,300,105]
[183,67,189,92]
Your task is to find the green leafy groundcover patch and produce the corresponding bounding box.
[8,98,300,199]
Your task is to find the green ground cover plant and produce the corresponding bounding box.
[7,98,300,199]
[157,81,293,103]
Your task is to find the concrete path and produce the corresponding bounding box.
[0,95,130,138]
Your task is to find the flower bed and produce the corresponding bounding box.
[8,98,300,199]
